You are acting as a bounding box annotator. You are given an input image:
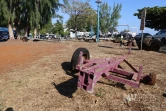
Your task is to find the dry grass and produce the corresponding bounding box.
[0,40,166,111]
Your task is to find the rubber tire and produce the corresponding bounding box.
[22,37,28,42]
[148,73,156,85]
[142,73,156,85]
[71,48,90,71]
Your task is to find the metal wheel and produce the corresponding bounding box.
[148,73,156,85]
[22,37,28,42]
[142,73,156,85]
[71,48,90,71]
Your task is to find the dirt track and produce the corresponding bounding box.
[0,40,166,111]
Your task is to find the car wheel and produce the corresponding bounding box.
[71,48,90,71]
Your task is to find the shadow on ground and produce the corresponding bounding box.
[52,78,77,98]
[61,62,77,78]
[98,45,114,48]
[0,40,8,42]
[159,51,166,54]
[97,81,127,90]
[52,62,78,98]
[125,47,140,51]
[163,93,166,97]
[127,45,166,54]
[159,45,166,54]
[53,61,130,98]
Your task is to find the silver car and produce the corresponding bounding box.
[153,30,166,44]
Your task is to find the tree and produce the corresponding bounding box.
[62,0,92,38]
[0,0,9,26]
[134,6,166,30]
[0,0,18,39]
[82,7,97,32]
[23,0,60,37]
[123,29,130,32]
[0,0,61,39]
[100,2,122,33]
[66,7,97,32]
[52,20,64,36]
[40,15,63,35]
[40,20,53,34]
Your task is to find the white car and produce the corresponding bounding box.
[45,33,49,38]
[45,33,56,39]
[128,32,137,37]
[153,29,166,44]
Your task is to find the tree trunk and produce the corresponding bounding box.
[28,27,30,37]
[15,25,21,40]
[75,28,78,40]
[8,23,14,40]
[38,31,40,38]
[24,27,28,37]
[34,28,37,38]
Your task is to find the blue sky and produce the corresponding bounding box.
[53,0,166,35]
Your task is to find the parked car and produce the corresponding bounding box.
[45,33,49,38]
[45,34,56,39]
[153,29,166,44]
[135,33,152,42]
[0,30,9,41]
[27,35,33,39]
[35,34,40,39]
[40,34,46,39]
[49,34,56,39]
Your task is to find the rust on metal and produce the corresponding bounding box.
[74,41,156,93]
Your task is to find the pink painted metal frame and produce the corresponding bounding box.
[76,43,147,93]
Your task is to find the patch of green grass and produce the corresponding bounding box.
[95,88,105,98]
[0,103,4,111]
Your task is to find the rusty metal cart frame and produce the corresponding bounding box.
[71,43,156,93]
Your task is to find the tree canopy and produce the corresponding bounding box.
[100,2,122,33]
[62,0,92,32]
[0,0,61,37]
[63,0,122,35]
[0,0,123,38]
[134,6,166,30]
[66,7,97,32]
[52,20,64,36]
[0,0,9,26]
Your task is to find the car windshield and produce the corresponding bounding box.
[155,31,162,35]
[137,33,151,36]
[145,33,151,36]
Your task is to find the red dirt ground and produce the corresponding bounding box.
[0,40,64,73]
